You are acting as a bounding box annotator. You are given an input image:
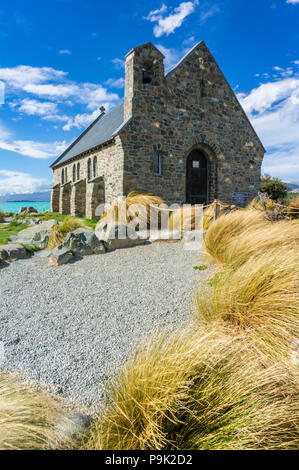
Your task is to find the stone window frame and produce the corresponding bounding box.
[61,168,65,185]
[87,158,92,181]
[65,167,68,183]
[72,164,76,182]
[93,156,97,178]
[153,144,162,177]
[77,162,80,181]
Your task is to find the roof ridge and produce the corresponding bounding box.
[165,41,204,78]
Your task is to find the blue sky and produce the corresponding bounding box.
[0,0,299,194]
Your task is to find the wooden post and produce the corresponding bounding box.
[214,199,220,221]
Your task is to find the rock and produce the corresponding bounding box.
[18,206,38,215]
[10,219,57,249]
[96,222,148,251]
[23,218,41,226]
[34,250,52,258]
[0,244,28,260]
[48,247,73,266]
[64,227,106,256]
[56,413,93,442]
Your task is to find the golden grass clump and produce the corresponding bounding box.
[48,216,84,249]
[223,220,299,268]
[202,201,236,231]
[287,197,299,219]
[99,191,165,229]
[81,327,299,450]
[203,209,268,264]
[0,374,64,450]
[194,248,299,358]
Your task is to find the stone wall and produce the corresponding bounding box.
[120,41,264,206]
[51,137,124,218]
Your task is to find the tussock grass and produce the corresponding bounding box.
[99,191,164,229]
[223,220,299,268]
[202,201,235,230]
[247,196,277,212]
[81,327,299,450]
[0,374,63,450]
[194,248,299,358]
[287,197,299,219]
[48,216,84,249]
[204,210,268,264]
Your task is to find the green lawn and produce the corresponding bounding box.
[0,222,28,245]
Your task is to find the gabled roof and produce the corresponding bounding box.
[50,103,124,168]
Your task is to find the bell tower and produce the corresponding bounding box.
[124,42,165,121]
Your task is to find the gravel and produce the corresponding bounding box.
[0,241,208,414]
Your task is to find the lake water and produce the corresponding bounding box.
[0,201,50,214]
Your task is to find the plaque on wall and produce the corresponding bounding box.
[232,191,248,206]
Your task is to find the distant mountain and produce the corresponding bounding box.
[286,182,299,192]
[0,191,51,202]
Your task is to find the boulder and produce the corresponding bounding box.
[10,219,57,249]
[48,247,73,266]
[63,227,106,256]
[18,206,39,215]
[23,218,41,226]
[0,244,28,260]
[96,222,148,251]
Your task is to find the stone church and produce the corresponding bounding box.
[50,41,265,218]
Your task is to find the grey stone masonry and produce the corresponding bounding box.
[50,41,265,217]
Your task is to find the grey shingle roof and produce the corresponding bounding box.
[51,103,124,168]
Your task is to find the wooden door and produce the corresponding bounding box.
[186,150,208,204]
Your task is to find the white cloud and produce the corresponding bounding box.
[286,0,299,4]
[0,170,51,195]
[59,49,71,55]
[104,78,125,89]
[0,65,67,89]
[62,109,100,131]
[16,98,58,116]
[200,4,220,22]
[238,69,299,180]
[155,44,182,70]
[0,122,68,159]
[145,2,196,37]
[112,58,125,69]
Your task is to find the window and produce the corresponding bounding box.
[88,158,92,181]
[61,168,64,185]
[93,156,97,178]
[153,151,162,176]
[142,67,152,84]
[73,165,76,182]
[77,162,80,180]
[65,168,68,182]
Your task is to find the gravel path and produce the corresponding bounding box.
[0,241,207,413]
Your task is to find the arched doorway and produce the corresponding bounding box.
[186,149,208,204]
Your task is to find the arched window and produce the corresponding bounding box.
[87,158,92,181]
[77,162,80,180]
[65,167,68,183]
[93,156,97,178]
[61,168,64,185]
[73,164,76,182]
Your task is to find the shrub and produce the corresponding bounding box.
[287,197,299,220]
[203,209,268,264]
[260,174,288,201]
[48,216,84,249]
[81,327,299,450]
[223,220,299,268]
[0,374,63,450]
[194,248,299,359]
